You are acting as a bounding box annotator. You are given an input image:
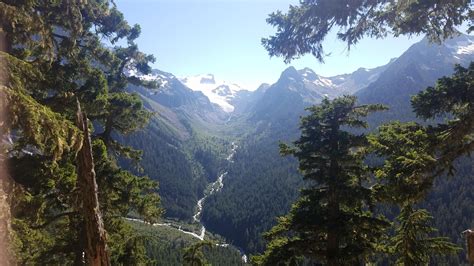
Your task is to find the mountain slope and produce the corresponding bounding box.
[357,34,474,125]
[122,70,231,219]
[121,34,474,261]
[201,34,474,257]
[180,74,250,113]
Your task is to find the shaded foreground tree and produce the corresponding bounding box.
[0,0,161,264]
[253,96,389,265]
[262,0,473,63]
[412,63,474,263]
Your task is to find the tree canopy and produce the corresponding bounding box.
[1,0,162,264]
[263,0,473,63]
[253,96,389,265]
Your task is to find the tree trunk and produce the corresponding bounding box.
[464,229,474,265]
[327,125,340,266]
[327,186,339,266]
[0,25,14,266]
[75,100,110,266]
[0,180,13,266]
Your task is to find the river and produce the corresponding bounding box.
[126,142,247,262]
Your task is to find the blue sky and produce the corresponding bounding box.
[115,0,423,90]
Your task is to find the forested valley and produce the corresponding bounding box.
[1,1,474,265]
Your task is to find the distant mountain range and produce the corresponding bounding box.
[122,34,474,259]
[127,34,473,124]
[180,74,248,113]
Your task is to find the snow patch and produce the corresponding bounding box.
[314,77,334,87]
[180,74,247,113]
[124,67,170,87]
[456,42,474,55]
[446,38,474,56]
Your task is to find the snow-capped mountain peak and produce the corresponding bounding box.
[180,74,248,113]
[445,35,474,56]
[300,67,318,81]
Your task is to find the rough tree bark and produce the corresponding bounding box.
[0,25,14,266]
[463,229,474,266]
[75,100,110,266]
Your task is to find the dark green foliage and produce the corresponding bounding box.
[369,121,437,204]
[262,0,472,63]
[129,222,245,266]
[412,62,474,174]
[121,117,229,220]
[367,63,474,264]
[2,0,163,263]
[254,96,389,265]
[368,121,461,263]
[413,63,474,120]
[389,205,460,265]
[421,157,474,264]
[182,240,214,266]
[202,134,302,254]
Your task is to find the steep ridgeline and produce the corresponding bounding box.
[248,64,389,130]
[120,34,474,262]
[180,74,250,113]
[202,34,474,257]
[121,69,231,220]
[356,35,474,264]
[357,34,474,126]
[200,52,394,253]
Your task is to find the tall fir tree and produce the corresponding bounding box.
[0,1,162,264]
[369,121,461,264]
[253,96,389,265]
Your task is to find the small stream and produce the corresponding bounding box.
[190,142,247,262]
[193,142,237,224]
[127,142,248,263]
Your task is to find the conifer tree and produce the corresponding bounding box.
[0,1,162,264]
[369,122,437,204]
[183,241,214,266]
[412,63,474,175]
[369,121,461,264]
[390,205,460,265]
[253,96,389,265]
[262,0,472,63]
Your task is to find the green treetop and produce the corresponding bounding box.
[1,1,162,264]
[390,205,461,265]
[254,96,389,265]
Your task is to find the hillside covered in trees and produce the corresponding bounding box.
[1,0,473,265]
